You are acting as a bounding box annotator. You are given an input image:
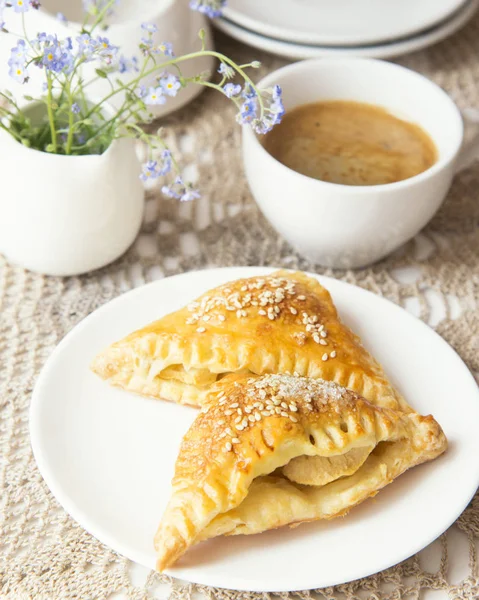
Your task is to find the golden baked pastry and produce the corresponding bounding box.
[154,374,447,571]
[91,270,408,411]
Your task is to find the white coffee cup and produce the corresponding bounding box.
[243,58,477,269]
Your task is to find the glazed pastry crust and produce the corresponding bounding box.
[154,374,446,571]
[91,270,408,411]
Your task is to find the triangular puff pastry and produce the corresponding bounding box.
[154,374,447,571]
[91,271,409,411]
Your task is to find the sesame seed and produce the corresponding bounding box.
[313,333,321,343]
[248,414,255,422]
[225,427,232,434]
[218,391,225,398]
[290,307,298,315]
[298,295,306,300]
[203,315,210,322]
[322,353,329,361]
[232,438,240,444]
[244,406,252,414]
[330,350,337,358]
[258,309,266,316]
[281,411,289,417]
[254,412,261,421]
[290,415,298,423]
[320,330,327,338]
[319,339,328,346]
[230,403,239,408]
[196,327,206,333]
[235,423,244,431]
[289,404,298,412]
[217,419,225,425]
[235,416,241,423]
[275,407,282,414]
[225,442,232,451]
[281,402,288,409]
[262,410,270,417]
[224,410,233,416]
[219,315,226,322]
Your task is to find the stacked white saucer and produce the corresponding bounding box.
[215,0,478,59]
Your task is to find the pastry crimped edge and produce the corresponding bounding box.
[91,270,409,412]
[154,374,446,571]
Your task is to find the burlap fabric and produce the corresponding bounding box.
[1,15,479,599]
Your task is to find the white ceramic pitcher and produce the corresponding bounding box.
[0,102,145,276]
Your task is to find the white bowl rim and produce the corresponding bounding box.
[244,57,464,195]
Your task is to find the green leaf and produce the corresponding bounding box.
[95,69,108,79]
[23,95,34,102]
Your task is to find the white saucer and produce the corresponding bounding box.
[216,0,478,61]
[30,268,479,592]
[223,0,469,47]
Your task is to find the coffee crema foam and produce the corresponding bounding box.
[262,100,437,186]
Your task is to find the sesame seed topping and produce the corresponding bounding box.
[196,327,206,333]
[322,353,329,361]
[219,314,226,322]
[330,350,337,358]
[232,437,240,444]
[225,442,232,451]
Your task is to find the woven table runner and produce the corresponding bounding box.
[1,17,479,599]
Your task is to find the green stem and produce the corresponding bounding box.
[87,0,117,35]
[46,73,57,152]
[0,121,24,143]
[65,80,75,155]
[84,49,265,120]
[81,54,153,144]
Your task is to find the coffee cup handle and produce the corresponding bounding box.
[455,108,479,173]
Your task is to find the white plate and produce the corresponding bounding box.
[223,0,469,46]
[216,0,478,61]
[30,267,479,592]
